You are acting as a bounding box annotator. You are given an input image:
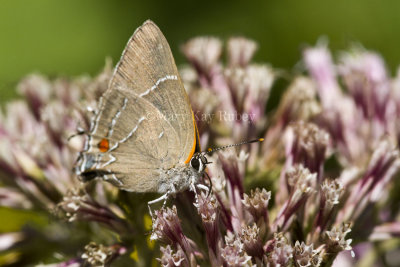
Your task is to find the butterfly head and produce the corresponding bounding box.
[189,152,209,173]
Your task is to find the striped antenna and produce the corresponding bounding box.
[205,138,264,155]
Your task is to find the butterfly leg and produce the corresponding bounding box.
[147,192,169,217]
[189,178,198,194]
[193,172,213,197]
[196,183,210,192]
[190,178,210,198]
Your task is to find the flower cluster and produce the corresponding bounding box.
[0,34,400,267]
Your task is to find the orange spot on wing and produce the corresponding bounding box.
[184,112,199,164]
[98,138,110,152]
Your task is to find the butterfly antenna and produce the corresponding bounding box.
[205,138,264,155]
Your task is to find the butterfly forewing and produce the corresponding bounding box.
[110,20,195,162]
[79,20,197,192]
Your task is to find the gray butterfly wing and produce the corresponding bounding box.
[78,20,197,192]
[111,20,196,162]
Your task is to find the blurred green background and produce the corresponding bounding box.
[1,0,400,103]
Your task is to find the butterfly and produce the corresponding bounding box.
[76,20,210,206]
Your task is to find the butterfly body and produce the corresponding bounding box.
[157,162,201,193]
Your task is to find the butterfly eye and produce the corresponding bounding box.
[190,157,201,171]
